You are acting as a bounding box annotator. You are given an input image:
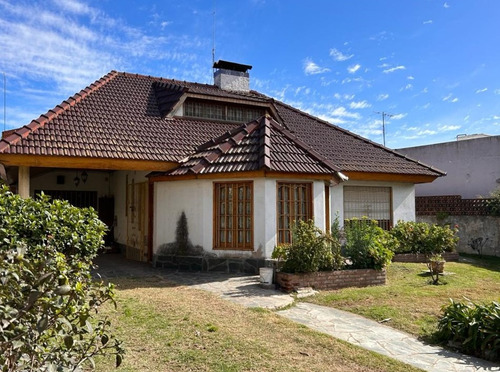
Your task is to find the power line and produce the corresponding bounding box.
[374,111,394,147]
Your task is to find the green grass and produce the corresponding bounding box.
[305,254,500,341]
[94,276,423,371]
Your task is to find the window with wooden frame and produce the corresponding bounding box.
[277,182,313,244]
[213,182,253,250]
[343,186,393,230]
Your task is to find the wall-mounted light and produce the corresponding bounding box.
[73,172,80,187]
[81,170,88,184]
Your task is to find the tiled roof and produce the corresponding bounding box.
[274,101,444,177]
[167,115,342,177]
[0,71,444,177]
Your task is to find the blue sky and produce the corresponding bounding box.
[1,0,499,148]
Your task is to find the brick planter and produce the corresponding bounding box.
[276,269,386,293]
[392,252,459,263]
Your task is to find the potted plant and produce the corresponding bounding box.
[428,253,446,274]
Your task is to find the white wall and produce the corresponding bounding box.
[330,180,415,227]
[398,136,500,198]
[153,178,328,259]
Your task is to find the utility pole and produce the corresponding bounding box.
[375,111,393,146]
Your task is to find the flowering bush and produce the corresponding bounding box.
[390,221,458,255]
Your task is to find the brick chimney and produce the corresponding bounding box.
[213,60,252,92]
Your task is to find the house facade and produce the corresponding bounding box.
[0,61,443,268]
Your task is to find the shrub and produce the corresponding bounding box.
[436,299,500,361]
[343,218,394,270]
[0,187,124,371]
[390,221,458,255]
[280,220,335,273]
[486,187,500,216]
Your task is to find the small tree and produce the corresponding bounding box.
[0,186,124,371]
[175,211,189,254]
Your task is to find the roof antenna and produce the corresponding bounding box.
[3,72,5,132]
[374,111,394,147]
[211,0,216,83]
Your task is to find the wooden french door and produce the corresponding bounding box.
[126,180,148,261]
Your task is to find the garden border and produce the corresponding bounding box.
[392,252,459,263]
[276,269,386,293]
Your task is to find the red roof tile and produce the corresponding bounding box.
[166,116,343,177]
[0,71,443,177]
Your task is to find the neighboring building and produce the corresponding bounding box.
[0,61,443,267]
[397,135,500,199]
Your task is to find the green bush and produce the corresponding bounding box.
[343,218,394,270]
[280,220,335,273]
[486,187,500,216]
[0,187,124,371]
[436,299,500,361]
[390,221,458,255]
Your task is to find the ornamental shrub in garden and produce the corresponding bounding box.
[280,220,336,273]
[0,186,124,371]
[390,221,458,255]
[436,299,499,362]
[343,217,394,270]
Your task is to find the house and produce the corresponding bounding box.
[0,61,444,270]
[397,134,500,199]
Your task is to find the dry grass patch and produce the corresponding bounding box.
[307,255,500,340]
[95,276,421,372]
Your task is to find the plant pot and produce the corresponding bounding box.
[430,260,445,274]
[259,267,274,284]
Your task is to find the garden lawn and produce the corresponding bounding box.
[305,254,500,341]
[94,276,422,372]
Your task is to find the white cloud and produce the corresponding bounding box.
[495,89,500,95]
[421,87,429,94]
[160,21,172,29]
[475,88,488,93]
[391,113,407,120]
[331,106,361,119]
[330,48,353,62]
[439,124,460,131]
[400,84,413,91]
[423,20,433,24]
[377,93,389,101]
[347,64,361,74]
[304,59,330,75]
[334,93,355,100]
[383,65,406,74]
[444,2,450,8]
[349,100,371,109]
[0,0,209,96]
[443,94,459,103]
[407,76,415,80]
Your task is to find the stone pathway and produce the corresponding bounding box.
[93,254,294,310]
[93,255,499,372]
[278,303,498,372]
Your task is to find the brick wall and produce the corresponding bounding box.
[276,269,386,293]
[416,195,489,216]
[392,252,460,263]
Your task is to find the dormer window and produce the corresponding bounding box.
[183,99,265,123]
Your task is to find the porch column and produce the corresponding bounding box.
[18,166,30,198]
